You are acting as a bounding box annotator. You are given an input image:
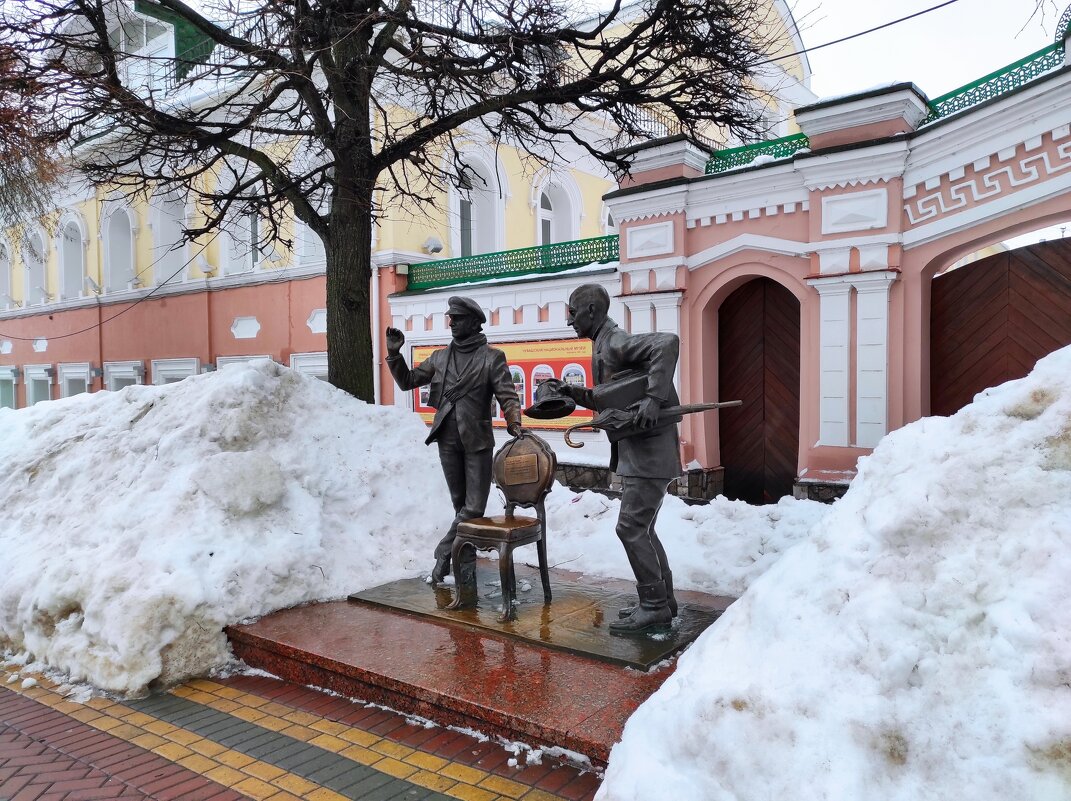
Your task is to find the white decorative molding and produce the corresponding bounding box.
[625,220,675,258]
[818,248,851,274]
[57,362,92,397]
[798,142,910,191]
[23,363,53,405]
[32,338,47,353]
[230,316,262,340]
[795,85,929,139]
[904,68,1071,192]
[903,162,1071,248]
[652,265,677,291]
[307,308,327,335]
[905,138,1071,225]
[821,188,889,234]
[103,360,144,390]
[216,355,272,369]
[624,267,650,293]
[606,184,689,223]
[371,249,430,267]
[627,139,711,175]
[857,244,890,271]
[687,234,809,268]
[807,279,852,447]
[151,357,200,385]
[290,351,329,380]
[851,272,897,448]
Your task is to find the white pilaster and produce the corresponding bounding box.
[624,298,655,334]
[809,279,852,446]
[851,272,897,448]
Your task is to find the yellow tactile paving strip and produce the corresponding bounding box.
[0,666,598,801]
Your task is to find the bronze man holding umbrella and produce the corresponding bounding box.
[548,283,681,634]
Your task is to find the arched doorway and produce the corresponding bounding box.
[930,239,1071,417]
[717,277,800,504]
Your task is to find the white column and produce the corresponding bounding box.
[810,279,852,446]
[852,272,896,448]
[623,298,654,334]
[651,294,682,337]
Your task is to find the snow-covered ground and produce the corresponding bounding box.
[0,360,827,695]
[597,347,1071,801]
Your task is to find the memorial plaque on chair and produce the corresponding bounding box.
[493,433,556,506]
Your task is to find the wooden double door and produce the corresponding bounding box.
[931,240,1071,417]
[717,278,801,505]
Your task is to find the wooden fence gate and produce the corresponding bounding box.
[931,240,1071,417]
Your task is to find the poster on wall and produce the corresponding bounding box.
[411,338,594,430]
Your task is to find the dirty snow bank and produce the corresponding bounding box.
[0,362,449,694]
[598,347,1071,801]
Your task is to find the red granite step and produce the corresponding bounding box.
[227,600,662,765]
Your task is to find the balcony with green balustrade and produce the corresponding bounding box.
[404,235,620,291]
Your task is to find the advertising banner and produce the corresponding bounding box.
[411,338,594,430]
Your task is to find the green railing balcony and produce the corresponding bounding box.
[922,41,1065,124]
[705,133,810,175]
[406,235,620,290]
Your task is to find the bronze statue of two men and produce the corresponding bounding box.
[386,284,679,635]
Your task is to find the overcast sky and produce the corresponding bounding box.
[792,0,1067,245]
[793,0,1060,99]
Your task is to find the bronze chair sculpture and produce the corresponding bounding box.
[446,432,555,621]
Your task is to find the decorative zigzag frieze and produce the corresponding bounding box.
[905,134,1071,226]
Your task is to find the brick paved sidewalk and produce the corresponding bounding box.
[0,665,600,801]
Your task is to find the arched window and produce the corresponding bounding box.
[539,192,554,245]
[104,207,136,292]
[0,242,12,308]
[536,182,575,244]
[23,232,47,305]
[152,194,189,284]
[452,157,503,257]
[58,220,85,300]
[224,211,262,275]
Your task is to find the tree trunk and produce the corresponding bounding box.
[326,197,375,401]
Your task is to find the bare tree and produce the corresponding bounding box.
[1,0,782,400]
[0,43,62,228]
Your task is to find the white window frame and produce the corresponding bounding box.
[104,360,145,391]
[101,203,139,293]
[149,193,191,285]
[0,365,18,409]
[151,357,200,385]
[56,212,88,301]
[0,238,15,309]
[24,363,54,405]
[216,355,272,370]
[530,171,582,246]
[58,362,92,398]
[23,230,50,306]
[448,154,506,257]
[223,211,266,276]
[289,352,328,380]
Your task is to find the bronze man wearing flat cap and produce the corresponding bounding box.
[385,296,524,584]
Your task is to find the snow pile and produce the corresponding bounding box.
[598,347,1071,801]
[538,491,827,598]
[0,362,450,694]
[0,359,828,696]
